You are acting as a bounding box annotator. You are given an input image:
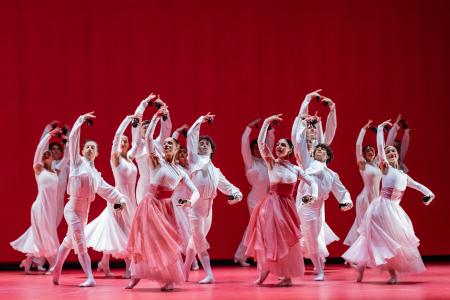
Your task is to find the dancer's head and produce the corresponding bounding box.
[49,142,63,160]
[275,138,293,159]
[250,139,261,158]
[83,140,99,161]
[120,135,130,155]
[314,143,333,164]
[198,135,215,159]
[363,145,376,162]
[384,145,399,168]
[42,150,53,169]
[177,146,188,167]
[163,137,180,162]
[141,119,151,135]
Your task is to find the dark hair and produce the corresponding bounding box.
[278,138,294,158]
[49,142,63,152]
[199,135,216,159]
[363,145,374,153]
[314,143,334,164]
[142,119,151,126]
[250,139,258,151]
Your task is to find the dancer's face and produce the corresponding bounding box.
[314,146,328,163]
[275,139,292,159]
[363,146,375,162]
[178,147,188,166]
[385,146,398,166]
[120,135,129,153]
[42,150,53,166]
[50,144,63,160]
[163,138,179,157]
[251,143,261,159]
[83,141,99,161]
[198,139,212,157]
[306,125,316,141]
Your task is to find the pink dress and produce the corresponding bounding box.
[342,126,433,273]
[244,119,318,277]
[127,114,199,285]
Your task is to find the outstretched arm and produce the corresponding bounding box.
[406,175,435,205]
[259,115,281,168]
[331,173,353,210]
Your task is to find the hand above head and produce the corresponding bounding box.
[306,89,322,100]
[175,124,189,132]
[247,118,261,128]
[82,111,96,120]
[395,113,402,124]
[266,114,283,124]
[145,92,157,102]
[379,119,392,128]
[322,97,335,110]
[49,127,62,137]
[202,112,216,123]
[363,120,373,129]
[424,194,435,206]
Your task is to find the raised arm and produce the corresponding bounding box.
[386,114,401,146]
[299,90,321,116]
[155,111,172,149]
[356,120,372,165]
[241,126,253,170]
[171,124,189,140]
[324,99,337,145]
[144,112,162,158]
[111,115,133,166]
[69,113,94,168]
[33,131,53,175]
[187,114,214,165]
[400,128,410,161]
[293,119,314,169]
[258,116,280,168]
[128,120,142,161]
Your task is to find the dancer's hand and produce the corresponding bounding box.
[248,118,261,129]
[322,97,335,110]
[340,202,353,211]
[395,114,402,124]
[49,127,62,137]
[177,200,192,208]
[174,124,189,132]
[266,114,283,124]
[363,120,373,129]
[378,119,392,128]
[202,112,216,123]
[306,89,322,100]
[424,194,435,206]
[145,92,157,102]
[227,195,242,205]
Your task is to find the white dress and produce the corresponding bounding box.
[292,119,352,260]
[10,133,60,258]
[186,116,242,254]
[233,126,273,261]
[344,128,382,246]
[85,116,138,258]
[342,125,433,273]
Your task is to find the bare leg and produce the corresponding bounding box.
[78,253,96,287]
[49,245,71,284]
[254,270,270,285]
[125,276,141,289]
[97,253,114,277]
[19,256,33,274]
[198,251,215,284]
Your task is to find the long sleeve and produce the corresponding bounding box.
[145,114,161,157]
[299,94,312,116]
[293,120,313,169]
[400,129,410,161]
[69,116,84,167]
[241,127,253,170]
[377,125,387,163]
[324,107,337,145]
[406,175,433,196]
[155,112,172,148]
[171,130,180,140]
[40,124,52,142]
[111,116,132,155]
[258,119,275,166]
[217,169,242,199]
[386,123,400,147]
[355,128,366,162]
[296,166,318,199]
[34,133,51,167]
[316,120,325,144]
[97,177,125,205]
[187,116,203,165]
[128,123,142,160]
[331,173,352,205]
[181,172,200,207]
[266,127,275,152]
[133,99,148,118]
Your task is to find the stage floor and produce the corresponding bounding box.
[1,263,450,300]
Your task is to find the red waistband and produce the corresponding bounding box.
[269,183,296,197]
[149,185,174,200]
[381,187,404,201]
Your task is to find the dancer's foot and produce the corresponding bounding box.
[191,259,200,271]
[19,258,32,274]
[125,277,140,289]
[387,270,397,284]
[314,272,324,281]
[253,271,269,285]
[122,270,131,279]
[97,261,114,277]
[199,275,215,284]
[36,265,47,272]
[79,278,96,287]
[161,283,174,291]
[276,277,292,287]
[356,266,365,283]
[234,257,250,267]
[50,267,60,285]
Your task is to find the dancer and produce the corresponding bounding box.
[50,112,127,287]
[133,94,172,205]
[126,108,199,291]
[293,115,353,281]
[11,127,64,273]
[344,120,382,246]
[386,114,410,172]
[85,114,138,278]
[184,113,243,284]
[244,114,318,287]
[233,118,275,267]
[342,119,435,284]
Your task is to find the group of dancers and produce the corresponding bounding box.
[10,90,435,291]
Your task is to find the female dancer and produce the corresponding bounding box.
[233,118,274,267]
[386,114,410,173]
[293,116,353,281]
[11,127,64,273]
[244,114,318,287]
[344,120,382,246]
[183,113,243,284]
[126,108,199,291]
[85,114,138,278]
[342,120,435,284]
[50,112,127,287]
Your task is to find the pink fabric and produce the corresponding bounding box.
[244,183,304,277]
[127,185,185,284]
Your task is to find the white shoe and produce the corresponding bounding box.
[199,275,215,284]
[314,272,324,281]
[234,257,250,267]
[79,278,96,287]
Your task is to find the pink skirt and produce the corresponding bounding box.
[127,185,185,284]
[244,183,304,277]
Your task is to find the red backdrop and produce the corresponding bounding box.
[1,0,449,263]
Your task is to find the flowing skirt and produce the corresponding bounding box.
[344,190,371,246]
